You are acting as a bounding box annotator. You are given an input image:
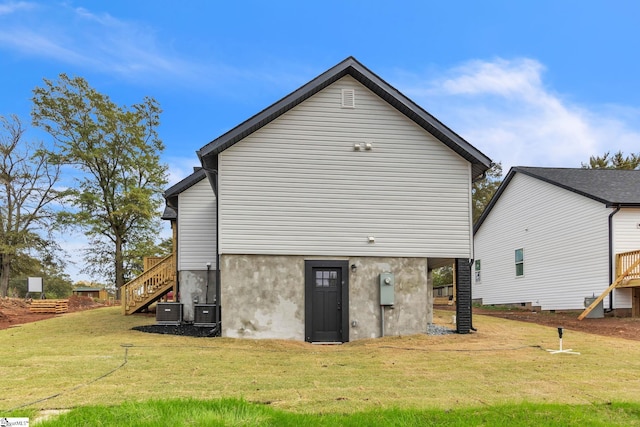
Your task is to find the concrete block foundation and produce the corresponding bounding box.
[219,254,433,341]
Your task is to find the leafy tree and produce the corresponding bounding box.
[0,115,68,297]
[472,162,503,224]
[31,74,168,292]
[582,151,640,170]
[433,265,453,288]
[124,231,173,279]
[156,236,174,256]
[82,223,169,284]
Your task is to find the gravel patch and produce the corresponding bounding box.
[427,324,456,335]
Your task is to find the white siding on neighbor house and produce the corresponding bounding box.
[611,208,640,308]
[612,208,640,255]
[474,173,612,310]
[178,178,217,270]
[218,75,473,258]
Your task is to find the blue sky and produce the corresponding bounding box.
[2,0,640,281]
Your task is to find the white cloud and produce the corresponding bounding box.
[398,58,640,174]
[0,3,311,95]
[440,58,545,99]
[0,1,34,15]
[166,156,202,186]
[0,2,206,84]
[0,28,88,64]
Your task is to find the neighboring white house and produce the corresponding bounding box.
[165,57,492,341]
[473,166,640,315]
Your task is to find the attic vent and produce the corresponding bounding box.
[341,88,355,108]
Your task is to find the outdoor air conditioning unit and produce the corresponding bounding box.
[156,302,182,325]
[194,304,217,327]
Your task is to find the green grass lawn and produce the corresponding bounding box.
[2,306,640,425]
[12,399,640,426]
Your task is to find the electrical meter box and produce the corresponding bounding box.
[379,272,395,305]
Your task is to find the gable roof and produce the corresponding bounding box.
[197,56,492,179]
[162,167,207,219]
[474,166,640,233]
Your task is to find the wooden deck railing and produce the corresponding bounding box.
[616,249,640,284]
[144,256,166,271]
[579,249,640,320]
[122,253,176,315]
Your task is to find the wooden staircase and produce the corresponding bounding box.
[579,249,640,320]
[122,253,176,315]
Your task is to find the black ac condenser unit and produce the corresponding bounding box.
[194,304,217,327]
[156,302,182,325]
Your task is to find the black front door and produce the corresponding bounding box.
[305,260,348,343]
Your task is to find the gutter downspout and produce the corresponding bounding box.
[469,258,477,332]
[608,206,621,312]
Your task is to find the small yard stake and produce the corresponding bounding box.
[547,327,580,355]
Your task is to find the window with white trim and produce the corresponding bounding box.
[515,248,524,277]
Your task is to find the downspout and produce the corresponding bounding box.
[469,258,477,332]
[608,206,621,312]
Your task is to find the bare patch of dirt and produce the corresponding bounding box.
[0,296,105,330]
[461,306,640,341]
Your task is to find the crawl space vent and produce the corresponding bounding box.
[341,88,355,108]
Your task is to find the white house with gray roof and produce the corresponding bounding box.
[473,166,640,315]
[155,57,492,341]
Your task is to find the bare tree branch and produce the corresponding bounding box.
[0,114,69,297]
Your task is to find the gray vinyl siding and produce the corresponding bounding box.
[218,75,473,258]
[178,179,217,270]
[474,173,611,310]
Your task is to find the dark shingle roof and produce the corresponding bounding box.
[161,205,177,220]
[197,56,492,179]
[474,167,640,233]
[516,167,640,205]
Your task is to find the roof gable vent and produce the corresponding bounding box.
[341,88,355,108]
